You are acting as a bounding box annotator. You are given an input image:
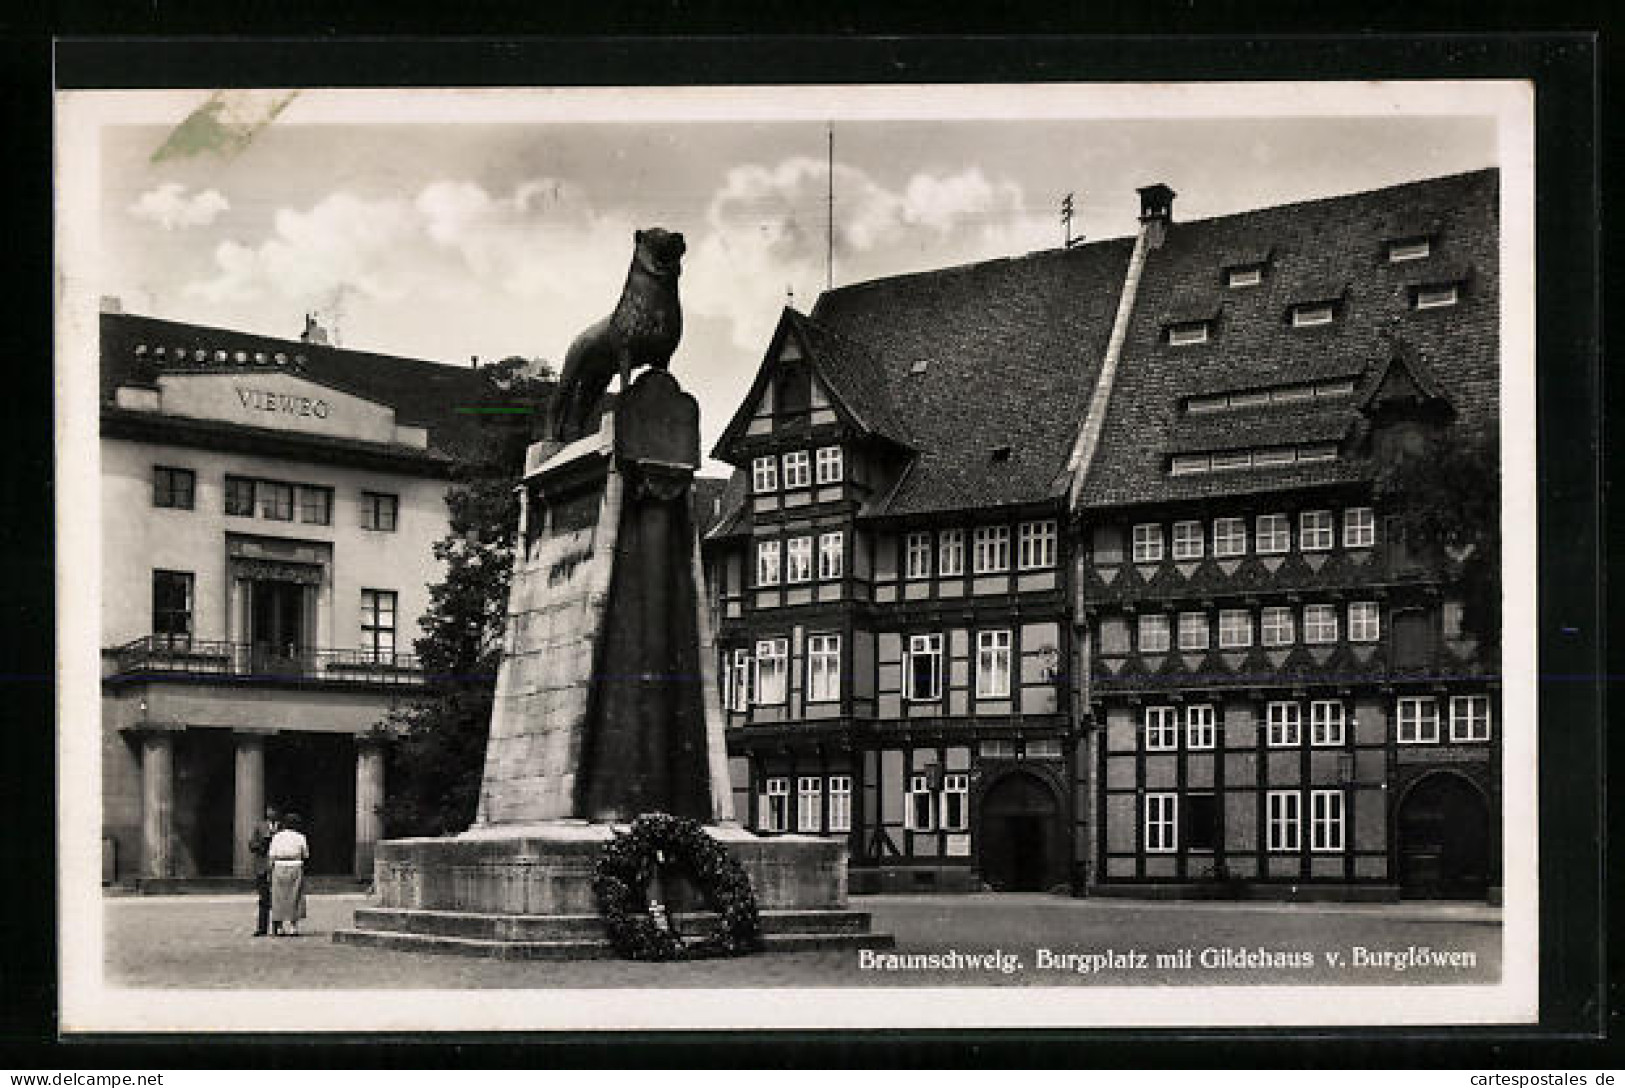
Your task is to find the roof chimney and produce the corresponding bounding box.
[1137,183,1176,249]
[300,313,329,345]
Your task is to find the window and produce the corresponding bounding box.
[1227,264,1264,288]
[258,481,294,521]
[1260,606,1295,647]
[752,456,778,493]
[904,532,933,580]
[152,466,195,510]
[1299,510,1334,551]
[1218,609,1253,649]
[1387,237,1431,262]
[938,529,965,577]
[796,776,822,832]
[152,570,194,647]
[1186,704,1216,750]
[1267,790,1302,852]
[1310,790,1345,852]
[972,526,1011,573]
[1145,794,1177,853]
[975,630,1012,698]
[1290,302,1335,328]
[1138,614,1171,654]
[1024,738,1063,759]
[905,774,935,831]
[941,773,969,832]
[1310,700,1346,746]
[1267,701,1301,747]
[905,634,943,701]
[1414,284,1460,310]
[361,491,398,531]
[817,531,844,580]
[1131,523,1164,563]
[786,536,813,583]
[1450,695,1493,742]
[360,589,397,660]
[1168,321,1210,346]
[761,778,789,832]
[806,634,841,703]
[1170,455,1211,476]
[814,445,843,484]
[224,475,256,517]
[781,450,811,489]
[979,739,1017,759]
[755,539,781,586]
[1177,612,1209,652]
[1213,517,1247,557]
[1144,706,1178,751]
[1171,520,1204,560]
[1303,604,1338,644]
[298,486,332,526]
[1018,520,1058,570]
[1344,507,1376,548]
[1255,514,1290,554]
[1397,696,1440,744]
[754,639,788,704]
[727,648,753,711]
[827,776,853,832]
[1348,602,1381,642]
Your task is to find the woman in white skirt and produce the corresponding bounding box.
[267,812,310,936]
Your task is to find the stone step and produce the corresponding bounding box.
[332,926,894,960]
[351,906,876,942]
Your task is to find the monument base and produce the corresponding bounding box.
[332,824,893,959]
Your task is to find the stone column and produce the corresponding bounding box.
[231,732,266,877]
[139,730,175,880]
[353,735,387,879]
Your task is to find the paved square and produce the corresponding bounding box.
[105,893,1500,989]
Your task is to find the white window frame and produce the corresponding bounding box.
[752,455,778,493]
[1144,706,1178,751]
[754,638,788,705]
[1255,514,1290,555]
[1132,523,1165,563]
[904,531,933,580]
[1138,614,1171,654]
[817,531,844,580]
[1310,700,1346,746]
[814,445,843,484]
[1348,601,1381,643]
[1291,302,1335,328]
[972,525,1011,574]
[1266,701,1302,747]
[785,536,813,584]
[1186,704,1216,750]
[1414,284,1460,310]
[827,775,853,832]
[1177,611,1210,652]
[1344,507,1376,548]
[1397,696,1441,744]
[1018,520,1058,570]
[727,648,753,711]
[1213,517,1247,557]
[1449,695,1493,742]
[796,776,823,832]
[1267,790,1302,852]
[904,633,943,702]
[904,773,936,832]
[975,630,1013,698]
[1145,794,1177,853]
[1299,510,1335,551]
[1310,789,1345,852]
[938,529,965,576]
[940,772,969,832]
[761,777,789,832]
[1260,606,1296,647]
[1226,264,1264,288]
[781,450,811,489]
[1387,238,1431,263]
[1303,604,1339,645]
[756,539,781,587]
[806,634,841,703]
[1168,321,1210,346]
[1218,609,1253,649]
[1171,520,1205,560]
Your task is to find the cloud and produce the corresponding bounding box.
[128,182,230,230]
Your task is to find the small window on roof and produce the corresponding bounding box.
[1387,238,1431,263]
[1411,283,1460,311]
[1226,264,1264,288]
[1168,321,1211,346]
[909,359,931,375]
[1290,302,1336,328]
[990,445,1013,462]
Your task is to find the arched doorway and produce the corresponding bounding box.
[977,770,1064,892]
[1397,772,1491,900]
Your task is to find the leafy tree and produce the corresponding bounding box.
[382,356,554,836]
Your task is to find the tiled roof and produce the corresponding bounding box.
[690,475,734,536]
[703,470,751,540]
[809,238,1134,517]
[1076,168,1499,508]
[783,310,913,448]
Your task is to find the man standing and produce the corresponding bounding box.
[249,805,280,937]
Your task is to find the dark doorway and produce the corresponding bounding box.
[978,771,1063,892]
[266,733,356,875]
[172,729,235,877]
[1397,773,1491,899]
[249,580,306,675]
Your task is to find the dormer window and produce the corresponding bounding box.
[1387,237,1432,263]
[1167,321,1211,346]
[1289,302,1336,328]
[1225,264,1264,288]
[1411,283,1461,311]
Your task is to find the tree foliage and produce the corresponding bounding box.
[382,356,554,837]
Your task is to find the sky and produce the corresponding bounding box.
[94,88,1499,462]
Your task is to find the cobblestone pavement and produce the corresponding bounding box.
[105,892,1500,989]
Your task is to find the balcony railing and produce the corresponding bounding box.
[111,636,426,687]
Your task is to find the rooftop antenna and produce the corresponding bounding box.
[826,124,834,291]
[786,285,795,308]
[1062,192,1084,248]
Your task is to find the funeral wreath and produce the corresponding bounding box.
[592,812,762,961]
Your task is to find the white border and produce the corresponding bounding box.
[56,80,1537,1033]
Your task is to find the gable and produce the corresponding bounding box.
[140,371,426,448]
